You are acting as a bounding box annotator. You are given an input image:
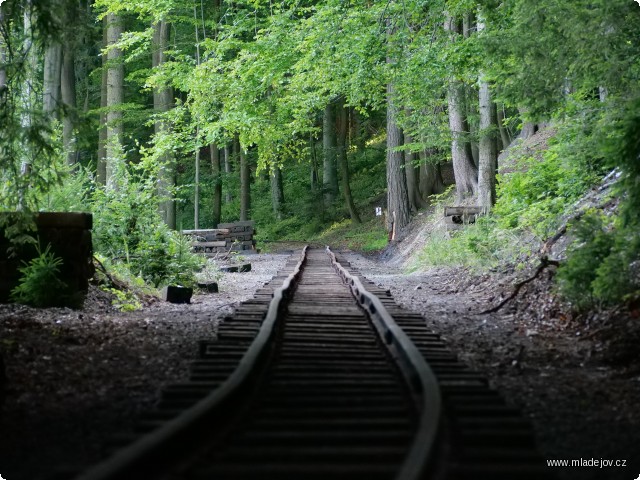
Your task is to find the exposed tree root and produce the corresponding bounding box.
[480,256,560,314]
[93,255,126,290]
[484,176,619,315]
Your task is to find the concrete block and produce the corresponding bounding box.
[161,285,193,304]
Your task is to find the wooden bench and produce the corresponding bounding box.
[443,206,484,230]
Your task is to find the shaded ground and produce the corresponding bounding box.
[344,250,640,480]
[0,253,289,480]
[1,245,639,480]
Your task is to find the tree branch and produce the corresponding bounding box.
[480,256,560,314]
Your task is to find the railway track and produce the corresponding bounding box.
[72,247,550,480]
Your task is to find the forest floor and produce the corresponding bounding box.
[344,250,640,480]
[1,239,640,480]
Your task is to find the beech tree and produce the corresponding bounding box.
[42,34,62,115]
[60,6,77,166]
[336,102,360,223]
[0,7,5,100]
[0,0,68,211]
[386,82,410,235]
[444,12,478,201]
[404,132,428,212]
[322,102,338,206]
[97,17,108,184]
[3,0,636,249]
[270,166,285,221]
[239,145,250,221]
[419,151,445,198]
[211,144,222,225]
[152,18,175,228]
[104,11,123,189]
[476,15,498,210]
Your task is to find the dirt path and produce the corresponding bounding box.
[343,250,640,480]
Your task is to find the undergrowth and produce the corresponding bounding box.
[314,217,388,252]
[415,202,531,271]
[414,96,640,312]
[10,243,80,308]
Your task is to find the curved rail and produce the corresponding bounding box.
[326,247,442,480]
[75,246,309,480]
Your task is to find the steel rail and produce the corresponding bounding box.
[326,246,442,480]
[74,246,309,480]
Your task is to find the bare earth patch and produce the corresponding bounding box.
[0,253,289,480]
[1,245,639,480]
[343,250,640,480]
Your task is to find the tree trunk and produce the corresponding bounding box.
[0,6,6,100]
[477,18,498,211]
[404,132,427,211]
[419,151,445,197]
[270,166,285,220]
[496,104,511,151]
[192,10,202,228]
[61,45,77,165]
[405,142,417,213]
[239,145,250,221]
[386,83,410,236]
[518,107,537,139]
[97,17,108,184]
[105,12,124,189]
[468,91,479,167]
[43,42,62,115]
[386,19,410,237]
[224,144,232,203]
[16,2,37,210]
[462,12,474,38]
[153,19,176,229]
[322,102,338,206]
[598,86,608,103]
[194,141,200,228]
[350,107,366,151]
[445,12,478,201]
[336,103,361,223]
[310,134,319,192]
[448,83,478,200]
[21,2,37,132]
[211,143,222,226]
[477,76,498,210]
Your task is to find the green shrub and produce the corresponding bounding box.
[493,101,608,239]
[89,150,204,290]
[313,217,388,252]
[555,96,640,310]
[592,226,640,304]
[38,163,92,212]
[494,148,599,239]
[10,244,77,308]
[556,213,640,310]
[555,213,613,310]
[416,215,526,270]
